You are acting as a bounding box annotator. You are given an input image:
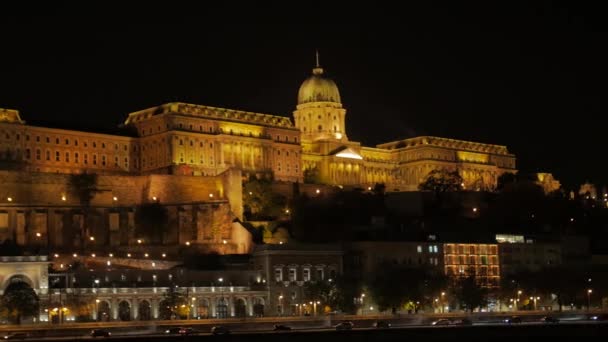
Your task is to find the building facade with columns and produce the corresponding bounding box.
[2,57,515,193]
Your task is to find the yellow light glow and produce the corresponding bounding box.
[61,195,66,201]
[36,232,41,237]
[7,197,13,202]
[335,148,363,160]
[112,196,118,201]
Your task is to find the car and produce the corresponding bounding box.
[211,326,231,335]
[452,318,473,326]
[178,327,195,335]
[3,333,28,340]
[273,324,292,331]
[540,316,559,324]
[373,320,391,329]
[504,316,522,324]
[164,327,182,334]
[589,314,608,321]
[335,321,354,331]
[431,318,452,326]
[90,329,111,338]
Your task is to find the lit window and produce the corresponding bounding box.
[275,268,283,282]
[417,246,422,253]
[303,268,311,281]
[433,245,438,253]
[428,246,433,253]
[289,268,297,282]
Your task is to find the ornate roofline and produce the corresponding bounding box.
[124,102,295,129]
[376,136,513,156]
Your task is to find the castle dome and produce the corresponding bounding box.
[297,54,341,105]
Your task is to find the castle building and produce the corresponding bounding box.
[0,56,516,250]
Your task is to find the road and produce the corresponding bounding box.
[5,318,608,341]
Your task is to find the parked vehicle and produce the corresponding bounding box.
[504,316,522,324]
[90,329,111,338]
[273,324,292,331]
[3,333,28,340]
[452,318,473,325]
[164,327,182,334]
[431,318,452,326]
[540,316,559,323]
[335,321,354,330]
[373,320,391,329]
[211,326,231,335]
[178,327,195,335]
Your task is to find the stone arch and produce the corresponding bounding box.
[97,300,111,322]
[138,300,151,321]
[2,274,34,292]
[253,297,265,317]
[118,300,131,321]
[216,297,229,318]
[197,298,210,319]
[234,297,247,318]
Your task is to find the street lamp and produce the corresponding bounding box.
[516,290,522,310]
[587,289,593,311]
[530,296,540,310]
[95,299,100,321]
[279,295,283,316]
[441,292,446,313]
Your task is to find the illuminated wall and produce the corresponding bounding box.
[443,243,500,288]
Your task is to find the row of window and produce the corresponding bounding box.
[445,255,499,265]
[416,245,440,253]
[444,245,498,255]
[2,132,129,151]
[274,267,337,282]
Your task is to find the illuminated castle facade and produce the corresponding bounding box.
[0,58,516,249]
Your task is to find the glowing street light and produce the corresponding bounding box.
[112,196,118,201]
[162,253,166,258]
[587,289,593,311]
[89,236,95,241]
[137,239,142,244]
[36,232,41,237]
[61,195,66,201]
[472,207,478,213]
[315,189,320,194]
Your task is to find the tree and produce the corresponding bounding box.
[68,173,101,250]
[496,172,517,191]
[134,203,169,245]
[1,281,39,324]
[303,167,321,184]
[418,169,464,193]
[333,275,363,314]
[304,280,336,308]
[454,275,487,312]
[242,177,287,220]
[367,262,425,312]
[159,286,187,320]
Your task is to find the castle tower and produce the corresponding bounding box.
[293,52,348,143]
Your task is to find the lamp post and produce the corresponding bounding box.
[95,299,100,321]
[279,295,283,316]
[360,293,365,315]
[218,278,224,318]
[530,296,540,311]
[516,290,522,311]
[441,292,446,313]
[587,289,593,311]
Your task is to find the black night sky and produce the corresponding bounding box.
[1,3,607,190]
